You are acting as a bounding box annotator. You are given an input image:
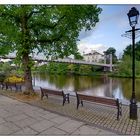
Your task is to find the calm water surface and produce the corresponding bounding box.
[32,73,140,103]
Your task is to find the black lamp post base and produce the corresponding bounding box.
[130,102,137,120]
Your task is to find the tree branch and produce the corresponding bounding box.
[29,15,66,29]
[30,32,63,45]
[0,12,20,23]
[27,10,40,19]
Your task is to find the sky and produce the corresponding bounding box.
[77,4,140,58]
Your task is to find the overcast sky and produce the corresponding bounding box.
[77,4,140,58]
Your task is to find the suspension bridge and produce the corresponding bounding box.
[0,56,115,71]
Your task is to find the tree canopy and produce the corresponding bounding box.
[104,47,117,64]
[123,41,140,61]
[0,5,102,94]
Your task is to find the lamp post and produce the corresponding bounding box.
[127,7,139,120]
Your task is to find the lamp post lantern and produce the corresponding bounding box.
[127,7,139,120]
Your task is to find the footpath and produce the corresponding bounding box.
[0,90,140,135]
[0,94,117,135]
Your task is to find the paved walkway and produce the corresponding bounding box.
[28,94,140,135]
[0,94,117,135]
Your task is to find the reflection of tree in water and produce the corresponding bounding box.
[33,72,49,81]
[120,78,140,102]
[33,73,104,91]
[33,73,140,102]
[51,75,104,91]
[82,77,120,98]
[73,76,103,91]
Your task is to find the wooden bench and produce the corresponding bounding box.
[40,87,70,106]
[75,92,122,120]
[1,82,22,92]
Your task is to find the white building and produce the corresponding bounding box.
[83,50,104,63]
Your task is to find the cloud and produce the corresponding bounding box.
[78,42,108,55]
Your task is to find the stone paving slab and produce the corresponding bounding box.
[0,117,5,124]
[13,127,38,135]
[13,117,38,128]
[56,119,84,133]
[49,116,70,125]
[0,121,21,135]
[28,95,140,135]
[0,94,118,135]
[71,125,115,135]
[38,127,67,135]
[29,120,56,133]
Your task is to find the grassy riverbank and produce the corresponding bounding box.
[109,72,140,79]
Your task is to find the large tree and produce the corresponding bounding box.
[104,47,117,64]
[0,5,102,94]
[123,41,140,61]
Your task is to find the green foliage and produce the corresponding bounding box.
[0,72,6,82]
[114,40,140,78]
[104,47,117,64]
[46,62,69,74]
[114,55,140,78]
[0,5,102,59]
[35,64,48,72]
[0,62,11,74]
[118,55,132,77]
[74,52,84,60]
[0,5,102,92]
[0,61,24,77]
[123,41,140,61]
[36,62,104,76]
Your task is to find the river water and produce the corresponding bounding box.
[32,73,140,104]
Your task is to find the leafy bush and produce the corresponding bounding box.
[0,73,6,82]
[4,75,24,83]
[116,55,140,77]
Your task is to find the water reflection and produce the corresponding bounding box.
[33,73,140,102]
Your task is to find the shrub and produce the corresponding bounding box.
[4,75,24,83]
[0,73,6,82]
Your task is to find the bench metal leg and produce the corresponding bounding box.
[41,93,44,100]
[63,99,65,106]
[81,100,83,106]
[41,93,48,100]
[76,99,83,109]
[117,105,122,120]
[77,101,80,109]
[120,105,122,116]
[63,94,70,106]
[67,96,70,103]
[16,85,22,92]
[117,111,119,120]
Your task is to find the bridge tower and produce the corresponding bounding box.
[109,53,113,72]
[103,53,113,72]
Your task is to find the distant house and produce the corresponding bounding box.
[83,50,104,63]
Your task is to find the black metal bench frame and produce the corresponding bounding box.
[40,87,70,106]
[75,92,122,120]
[1,82,22,92]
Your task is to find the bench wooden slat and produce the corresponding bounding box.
[40,87,70,106]
[78,94,117,106]
[76,92,122,120]
[41,88,63,96]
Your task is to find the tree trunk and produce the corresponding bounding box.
[22,53,34,95]
[21,6,34,94]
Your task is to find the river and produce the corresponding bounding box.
[32,73,140,104]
